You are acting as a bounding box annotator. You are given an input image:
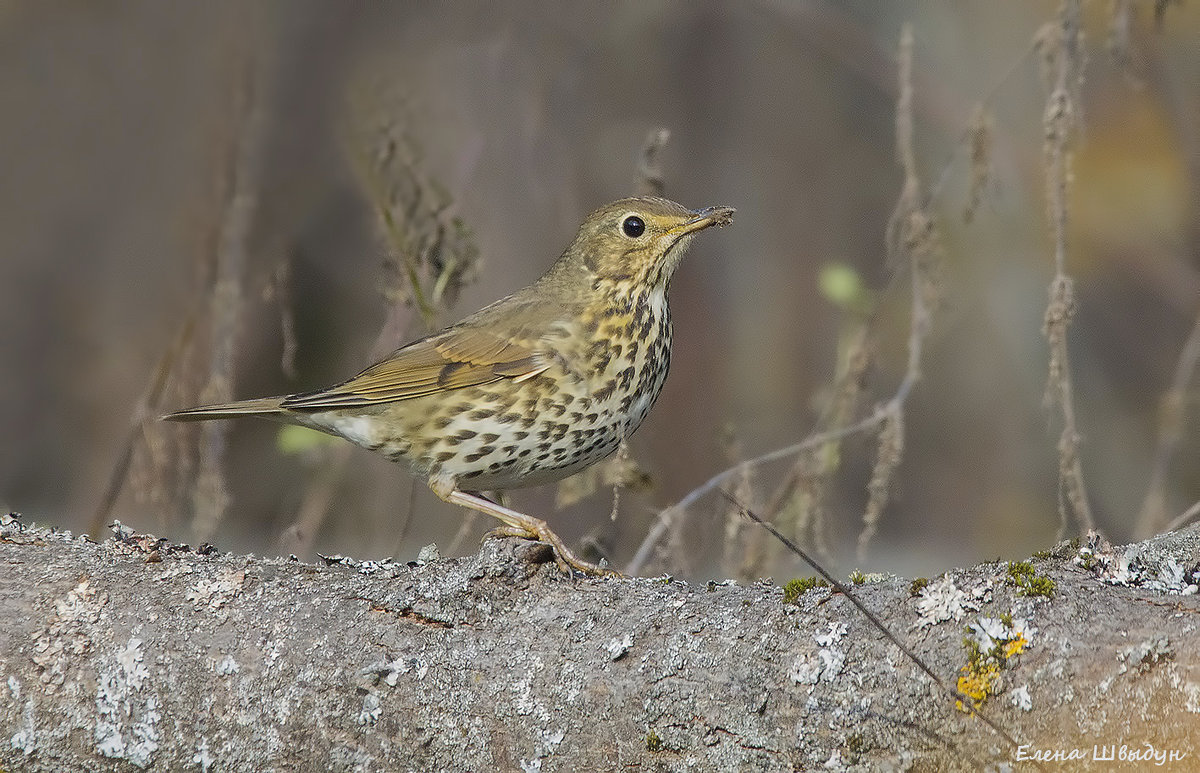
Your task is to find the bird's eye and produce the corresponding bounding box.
[621,215,645,238]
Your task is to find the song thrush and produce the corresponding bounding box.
[164,196,735,575]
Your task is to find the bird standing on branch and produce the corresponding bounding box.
[165,196,735,576]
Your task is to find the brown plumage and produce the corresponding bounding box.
[164,196,734,575]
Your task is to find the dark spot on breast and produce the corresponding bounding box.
[481,433,499,443]
[435,451,455,462]
[514,430,529,440]
[456,429,477,440]
[593,381,616,401]
[434,416,453,430]
[470,408,496,420]
[500,412,521,424]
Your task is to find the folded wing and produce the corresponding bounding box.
[281,327,550,410]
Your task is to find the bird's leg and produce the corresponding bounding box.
[429,477,618,577]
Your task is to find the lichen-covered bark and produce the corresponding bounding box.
[2,516,1199,772]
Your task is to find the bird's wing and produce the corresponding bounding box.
[280,326,551,410]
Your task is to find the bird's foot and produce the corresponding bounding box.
[483,524,619,578]
[431,479,621,578]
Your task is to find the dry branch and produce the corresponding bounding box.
[1039,0,1095,537]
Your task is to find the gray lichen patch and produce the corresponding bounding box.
[95,636,160,768]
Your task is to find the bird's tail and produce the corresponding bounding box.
[161,397,287,422]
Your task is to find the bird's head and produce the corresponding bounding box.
[561,197,735,294]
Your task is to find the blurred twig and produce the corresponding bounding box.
[961,105,994,224]
[190,42,267,544]
[626,410,888,576]
[445,509,481,558]
[1137,310,1200,536]
[89,307,201,536]
[277,449,352,557]
[348,110,479,330]
[1164,499,1200,533]
[858,23,942,560]
[1039,0,1095,537]
[99,14,269,541]
[636,128,670,197]
[718,424,763,580]
[278,101,479,558]
[264,259,299,380]
[761,308,873,567]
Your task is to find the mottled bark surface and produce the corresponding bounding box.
[2,516,1198,772]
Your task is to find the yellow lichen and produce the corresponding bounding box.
[956,662,1001,712]
[1003,632,1029,660]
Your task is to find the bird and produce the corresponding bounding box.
[163,196,735,576]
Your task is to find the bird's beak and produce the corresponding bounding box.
[670,205,736,237]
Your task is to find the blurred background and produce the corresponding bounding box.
[1,1,1197,580]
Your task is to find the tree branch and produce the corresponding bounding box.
[3,516,1199,770]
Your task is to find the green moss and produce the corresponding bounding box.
[1007,561,1034,583]
[1006,560,1056,598]
[783,577,828,604]
[962,637,983,668]
[1020,575,1057,597]
[909,577,930,597]
[1032,549,1052,559]
[645,731,664,752]
[849,570,867,585]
